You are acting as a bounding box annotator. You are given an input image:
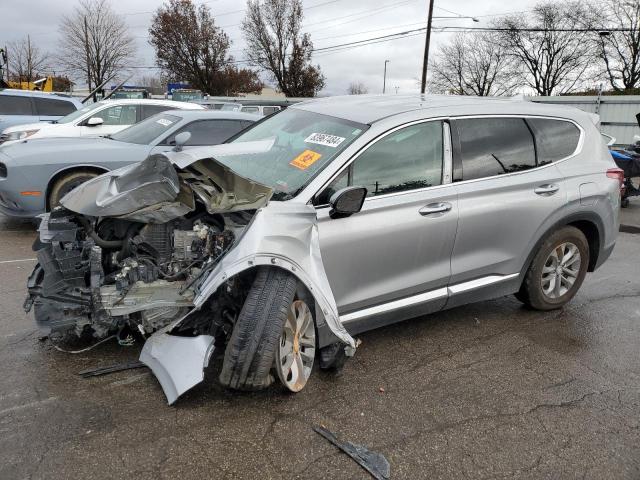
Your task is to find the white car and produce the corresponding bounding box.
[0,99,205,146]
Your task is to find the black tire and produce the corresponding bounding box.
[516,226,589,311]
[621,197,630,208]
[48,171,99,210]
[219,267,297,391]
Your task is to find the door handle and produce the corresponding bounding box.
[419,202,452,216]
[534,184,559,195]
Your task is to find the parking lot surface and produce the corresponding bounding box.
[0,210,638,480]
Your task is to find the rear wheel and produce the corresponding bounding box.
[516,226,589,310]
[48,170,99,210]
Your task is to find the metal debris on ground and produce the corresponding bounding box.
[79,360,148,378]
[313,425,390,480]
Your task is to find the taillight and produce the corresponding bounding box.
[607,167,625,194]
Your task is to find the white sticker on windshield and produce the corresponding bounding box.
[156,118,173,126]
[304,132,346,148]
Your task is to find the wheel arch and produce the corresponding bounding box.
[45,164,110,211]
[520,212,604,284]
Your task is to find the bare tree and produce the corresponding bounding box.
[8,36,48,83]
[431,32,517,96]
[242,0,325,97]
[589,0,640,92]
[149,0,262,95]
[347,82,369,95]
[495,1,597,95]
[58,0,135,90]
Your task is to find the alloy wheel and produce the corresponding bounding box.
[275,299,315,392]
[541,242,581,299]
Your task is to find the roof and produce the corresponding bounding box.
[162,110,261,121]
[293,94,593,125]
[97,98,204,109]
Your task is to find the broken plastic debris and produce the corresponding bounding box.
[313,425,390,480]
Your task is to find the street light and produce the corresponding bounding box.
[383,59,390,94]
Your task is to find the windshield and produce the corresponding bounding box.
[54,101,105,124]
[218,108,367,200]
[111,113,181,145]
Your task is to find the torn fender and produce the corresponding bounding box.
[192,201,355,349]
[140,201,355,404]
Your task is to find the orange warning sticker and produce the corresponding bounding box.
[290,150,322,170]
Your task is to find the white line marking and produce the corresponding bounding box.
[0,258,37,264]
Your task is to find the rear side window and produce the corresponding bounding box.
[263,106,280,115]
[165,119,247,146]
[33,97,76,116]
[241,106,260,114]
[141,104,172,120]
[526,118,580,165]
[0,95,33,115]
[455,118,536,181]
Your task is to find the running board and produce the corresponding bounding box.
[340,273,519,324]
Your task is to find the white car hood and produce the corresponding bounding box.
[2,122,51,134]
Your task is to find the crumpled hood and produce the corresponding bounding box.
[60,146,274,220]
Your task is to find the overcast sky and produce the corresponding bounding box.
[1,0,535,95]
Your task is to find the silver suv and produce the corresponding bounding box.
[25,95,621,403]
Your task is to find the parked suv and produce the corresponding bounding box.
[0,98,204,145]
[0,89,82,132]
[25,95,620,403]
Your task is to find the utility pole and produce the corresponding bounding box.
[383,59,389,94]
[420,0,435,94]
[84,16,92,95]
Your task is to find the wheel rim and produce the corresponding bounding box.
[275,299,315,392]
[541,242,581,299]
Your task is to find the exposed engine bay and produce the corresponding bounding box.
[22,147,355,403]
[24,208,242,342]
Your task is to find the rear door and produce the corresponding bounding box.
[33,97,77,122]
[447,116,567,306]
[315,120,459,331]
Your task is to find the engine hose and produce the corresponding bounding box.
[75,216,123,248]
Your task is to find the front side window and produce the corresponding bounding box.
[241,106,260,114]
[317,121,444,204]
[111,113,181,145]
[0,95,33,115]
[527,118,580,165]
[455,118,536,181]
[95,104,139,125]
[263,106,280,115]
[163,120,249,146]
[34,97,76,116]
[55,101,105,124]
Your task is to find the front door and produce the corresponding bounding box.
[315,120,459,331]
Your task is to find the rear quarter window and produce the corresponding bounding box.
[526,118,581,165]
[34,97,77,116]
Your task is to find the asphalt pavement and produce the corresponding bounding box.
[0,206,639,479]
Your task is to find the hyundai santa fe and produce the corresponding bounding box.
[24,94,621,403]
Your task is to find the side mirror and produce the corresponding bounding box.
[86,116,104,127]
[173,131,191,151]
[329,186,367,219]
